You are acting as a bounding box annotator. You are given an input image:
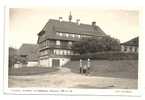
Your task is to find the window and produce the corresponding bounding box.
[56,32,59,36]
[66,33,69,37]
[124,46,127,52]
[55,50,57,55]
[50,50,54,54]
[69,34,73,37]
[78,35,80,38]
[129,46,132,52]
[40,50,47,56]
[59,50,63,55]
[68,34,71,37]
[56,40,61,45]
[54,50,56,55]
[68,41,72,45]
[59,33,62,36]
[57,49,60,55]
[70,51,73,55]
[64,50,67,55]
[67,50,70,55]
[54,49,61,55]
[61,41,67,47]
[61,33,65,37]
[72,34,75,38]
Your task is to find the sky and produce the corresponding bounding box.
[9,7,140,49]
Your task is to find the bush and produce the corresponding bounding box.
[72,36,121,54]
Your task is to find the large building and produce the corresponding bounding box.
[37,13,106,67]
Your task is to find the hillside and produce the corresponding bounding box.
[64,60,138,79]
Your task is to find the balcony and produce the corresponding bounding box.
[40,44,72,51]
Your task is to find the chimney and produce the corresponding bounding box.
[59,17,63,22]
[92,21,96,26]
[76,19,80,25]
[69,12,72,22]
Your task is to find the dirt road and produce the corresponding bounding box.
[8,67,137,89]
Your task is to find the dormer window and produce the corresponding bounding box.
[66,33,69,37]
[70,34,75,38]
[56,32,59,35]
[78,35,80,38]
[68,41,72,45]
[59,33,62,36]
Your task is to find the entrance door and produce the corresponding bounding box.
[52,59,60,67]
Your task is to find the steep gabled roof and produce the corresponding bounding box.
[42,19,106,35]
[121,37,139,47]
[38,19,106,43]
[18,44,39,61]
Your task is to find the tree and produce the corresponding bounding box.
[9,47,18,70]
[71,36,121,54]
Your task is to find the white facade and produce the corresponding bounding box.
[27,61,38,67]
[121,45,138,53]
[39,57,70,67]
[14,63,22,68]
[39,59,50,67]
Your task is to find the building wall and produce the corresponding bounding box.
[27,61,38,67]
[121,45,138,53]
[38,30,104,68]
[14,63,22,68]
[39,57,70,67]
[39,59,50,67]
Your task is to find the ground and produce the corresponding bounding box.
[8,60,138,89]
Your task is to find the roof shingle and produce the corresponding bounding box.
[121,37,139,47]
[38,19,106,43]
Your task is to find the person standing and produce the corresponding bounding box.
[80,59,82,74]
[87,58,91,74]
[83,65,87,75]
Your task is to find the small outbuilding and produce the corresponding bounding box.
[17,43,39,67]
[120,37,138,53]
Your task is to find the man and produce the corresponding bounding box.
[83,65,87,75]
[80,59,82,74]
[87,58,91,74]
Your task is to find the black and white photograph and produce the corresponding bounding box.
[5,6,141,95]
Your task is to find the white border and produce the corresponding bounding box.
[3,1,144,96]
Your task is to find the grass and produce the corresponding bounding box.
[64,60,138,79]
[9,67,58,76]
[9,60,138,79]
